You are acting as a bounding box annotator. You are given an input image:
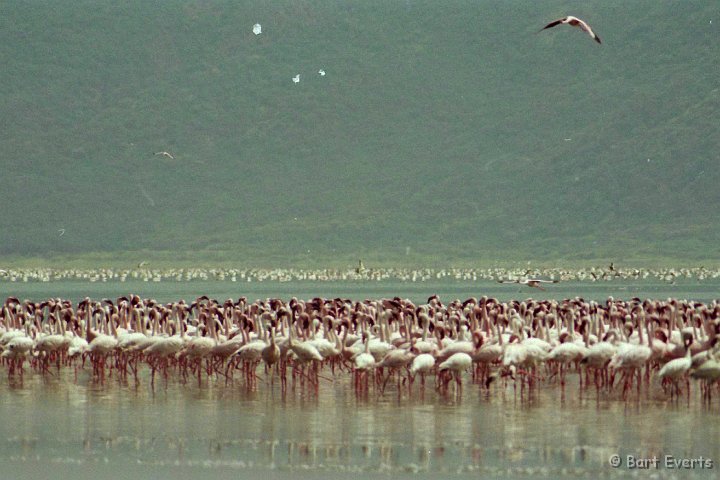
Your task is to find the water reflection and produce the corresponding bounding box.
[0,369,718,479]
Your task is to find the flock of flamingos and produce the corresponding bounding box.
[0,291,719,401]
[0,264,714,283]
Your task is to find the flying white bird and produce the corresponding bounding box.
[497,278,559,291]
[253,23,262,35]
[154,151,174,159]
[292,74,300,84]
[541,15,601,44]
[58,229,65,237]
[318,69,326,76]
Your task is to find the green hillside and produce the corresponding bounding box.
[1,1,718,267]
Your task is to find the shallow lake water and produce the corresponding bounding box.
[2,277,719,305]
[1,366,718,480]
[0,279,719,479]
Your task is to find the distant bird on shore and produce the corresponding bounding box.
[154,151,174,159]
[541,15,601,44]
[497,278,559,291]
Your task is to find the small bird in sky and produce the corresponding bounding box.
[318,69,326,76]
[138,261,148,268]
[154,151,174,159]
[541,15,601,44]
[497,278,559,291]
[292,74,300,84]
[253,23,262,35]
[58,229,65,237]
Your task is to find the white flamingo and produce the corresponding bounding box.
[409,353,435,385]
[438,352,472,389]
[657,334,693,397]
[690,354,720,399]
[353,333,376,392]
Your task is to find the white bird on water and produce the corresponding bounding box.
[253,23,262,35]
[154,151,174,159]
[318,69,326,76]
[292,74,300,84]
[541,15,601,44]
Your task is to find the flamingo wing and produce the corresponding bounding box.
[577,19,601,43]
[541,18,565,31]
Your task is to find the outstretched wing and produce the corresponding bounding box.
[528,281,547,291]
[577,19,601,43]
[541,18,565,31]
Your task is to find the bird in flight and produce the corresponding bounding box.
[154,151,174,159]
[58,228,65,237]
[253,23,262,35]
[497,278,559,291]
[318,69,326,76]
[541,15,601,44]
[292,74,300,84]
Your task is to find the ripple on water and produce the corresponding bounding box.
[0,368,718,480]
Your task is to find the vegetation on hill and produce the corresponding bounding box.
[1,1,718,267]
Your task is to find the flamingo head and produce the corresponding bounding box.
[472,330,484,348]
